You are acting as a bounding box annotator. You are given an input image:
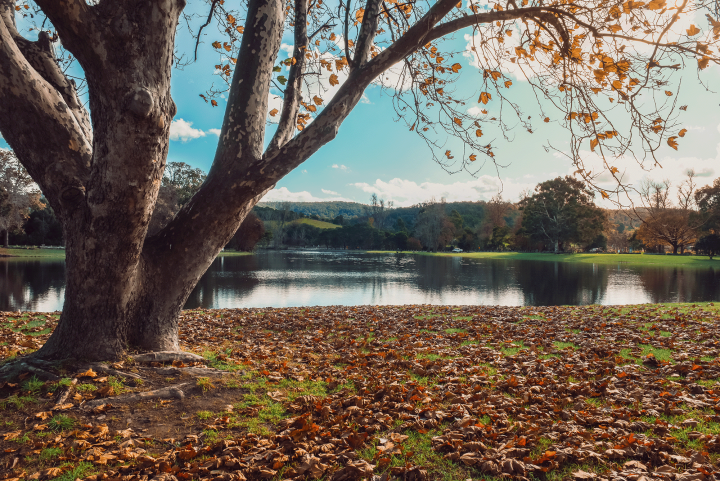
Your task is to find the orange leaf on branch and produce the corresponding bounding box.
[686,25,701,36]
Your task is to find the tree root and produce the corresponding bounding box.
[0,356,62,382]
[132,351,205,363]
[81,362,143,380]
[54,378,77,406]
[155,366,227,377]
[82,383,191,409]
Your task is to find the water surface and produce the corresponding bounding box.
[1,251,718,311]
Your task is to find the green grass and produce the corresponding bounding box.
[39,447,63,461]
[0,247,66,259]
[22,375,45,393]
[50,462,95,481]
[295,218,341,229]
[366,251,720,268]
[1,393,36,409]
[217,250,253,256]
[48,414,75,432]
[359,428,481,481]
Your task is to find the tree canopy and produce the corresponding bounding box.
[520,176,606,252]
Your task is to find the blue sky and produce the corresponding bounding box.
[5,3,720,207]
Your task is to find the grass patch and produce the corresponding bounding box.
[48,414,75,432]
[49,462,95,481]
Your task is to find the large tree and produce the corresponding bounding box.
[0,0,718,362]
[633,174,706,254]
[520,176,606,252]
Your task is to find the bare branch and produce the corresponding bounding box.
[267,0,309,153]
[194,0,220,61]
[353,0,383,70]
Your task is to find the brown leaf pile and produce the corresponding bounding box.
[1,303,720,481]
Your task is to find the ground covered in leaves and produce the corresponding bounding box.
[1,303,720,481]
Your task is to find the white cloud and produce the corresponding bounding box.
[322,188,340,195]
[261,187,351,202]
[351,176,535,207]
[332,164,348,170]
[169,119,220,142]
[558,123,720,205]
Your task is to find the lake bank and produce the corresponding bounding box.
[369,250,720,268]
[1,302,719,481]
[0,247,252,259]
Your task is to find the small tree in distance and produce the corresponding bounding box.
[695,234,720,260]
[1,0,719,361]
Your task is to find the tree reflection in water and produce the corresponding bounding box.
[0,259,65,311]
[1,252,718,311]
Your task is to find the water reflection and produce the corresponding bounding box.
[0,259,65,311]
[0,251,718,311]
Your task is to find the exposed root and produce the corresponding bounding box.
[0,356,62,382]
[132,351,205,363]
[155,366,227,377]
[54,377,77,406]
[81,362,143,380]
[82,383,191,409]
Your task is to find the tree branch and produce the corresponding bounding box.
[267,0,309,154]
[194,0,220,61]
[144,0,284,269]
[0,8,91,217]
[352,0,383,70]
[344,0,353,68]
[423,7,570,52]
[32,0,102,71]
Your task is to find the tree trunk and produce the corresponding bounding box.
[3,229,7,248]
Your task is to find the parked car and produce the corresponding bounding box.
[452,248,463,253]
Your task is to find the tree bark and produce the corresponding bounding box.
[0,0,186,360]
[0,0,467,362]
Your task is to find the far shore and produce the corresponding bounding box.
[2,247,717,268]
[367,250,720,268]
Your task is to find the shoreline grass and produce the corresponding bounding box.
[367,250,720,268]
[0,247,252,259]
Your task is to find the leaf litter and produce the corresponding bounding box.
[1,303,720,481]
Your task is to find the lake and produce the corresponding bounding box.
[1,250,719,311]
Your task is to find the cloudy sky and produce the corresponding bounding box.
[4,3,720,208]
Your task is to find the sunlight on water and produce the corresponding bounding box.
[1,251,718,311]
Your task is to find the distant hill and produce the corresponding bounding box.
[259,201,367,219]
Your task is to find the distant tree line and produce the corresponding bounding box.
[2,155,719,258]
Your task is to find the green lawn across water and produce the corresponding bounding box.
[368,250,720,268]
[3,246,717,268]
